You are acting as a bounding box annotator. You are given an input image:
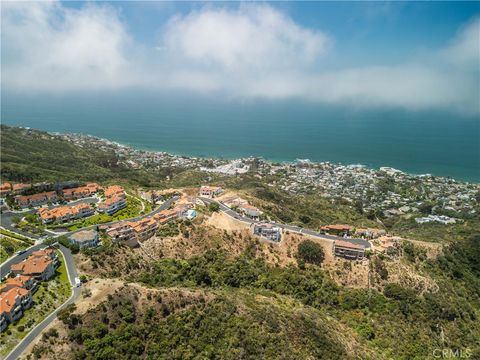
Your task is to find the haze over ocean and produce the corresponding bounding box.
[2,92,479,182]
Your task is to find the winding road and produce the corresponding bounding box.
[199,197,371,248]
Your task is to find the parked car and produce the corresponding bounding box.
[16,249,27,255]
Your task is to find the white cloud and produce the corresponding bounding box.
[1,1,479,114]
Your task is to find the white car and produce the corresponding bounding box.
[74,277,81,287]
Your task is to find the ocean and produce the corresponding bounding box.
[2,91,479,182]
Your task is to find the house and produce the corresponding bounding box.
[37,203,94,224]
[0,275,38,295]
[320,224,352,236]
[69,230,99,249]
[12,183,32,195]
[106,222,137,247]
[104,185,126,199]
[0,182,12,196]
[0,287,32,324]
[11,251,56,280]
[98,196,127,215]
[354,228,386,239]
[153,209,178,224]
[129,217,158,242]
[238,204,261,219]
[199,186,223,198]
[184,209,197,220]
[251,222,282,242]
[333,240,366,260]
[15,191,58,208]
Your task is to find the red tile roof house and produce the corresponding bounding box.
[0,275,38,295]
[98,196,127,215]
[320,224,353,237]
[62,183,100,201]
[106,222,137,247]
[0,287,33,326]
[153,209,178,225]
[15,191,58,208]
[10,250,57,281]
[333,240,366,260]
[129,217,158,242]
[12,183,32,195]
[0,182,12,197]
[104,185,126,199]
[37,203,94,224]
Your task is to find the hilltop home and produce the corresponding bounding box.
[105,222,137,247]
[69,230,99,249]
[153,209,178,224]
[37,203,94,224]
[251,222,282,242]
[333,240,366,260]
[238,204,262,220]
[129,217,158,242]
[320,224,352,237]
[15,191,58,208]
[199,186,223,198]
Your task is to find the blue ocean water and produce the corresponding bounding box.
[1,91,479,182]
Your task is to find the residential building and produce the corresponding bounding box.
[98,196,127,215]
[0,287,32,324]
[251,222,282,242]
[0,275,38,295]
[15,191,58,208]
[238,204,261,219]
[11,252,56,280]
[0,182,12,197]
[320,224,352,236]
[199,186,223,198]
[62,183,100,201]
[69,230,99,249]
[129,217,158,242]
[37,203,94,224]
[12,183,32,195]
[0,312,7,333]
[104,185,126,199]
[153,209,178,224]
[106,222,137,247]
[333,240,366,260]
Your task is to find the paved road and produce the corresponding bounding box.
[199,197,371,248]
[0,198,99,240]
[4,244,80,360]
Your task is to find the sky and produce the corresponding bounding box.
[1,1,480,114]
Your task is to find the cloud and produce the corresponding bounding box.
[1,1,479,114]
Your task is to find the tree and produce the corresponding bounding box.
[208,202,220,212]
[297,240,325,265]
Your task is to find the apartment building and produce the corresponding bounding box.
[129,217,158,242]
[153,209,179,224]
[0,275,38,295]
[12,183,32,195]
[62,183,100,201]
[15,191,58,208]
[0,287,32,326]
[0,182,12,197]
[104,185,126,199]
[10,251,56,281]
[98,196,127,215]
[37,203,94,224]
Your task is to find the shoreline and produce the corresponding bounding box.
[10,125,480,184]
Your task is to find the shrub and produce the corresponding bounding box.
[297,240,325,265]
